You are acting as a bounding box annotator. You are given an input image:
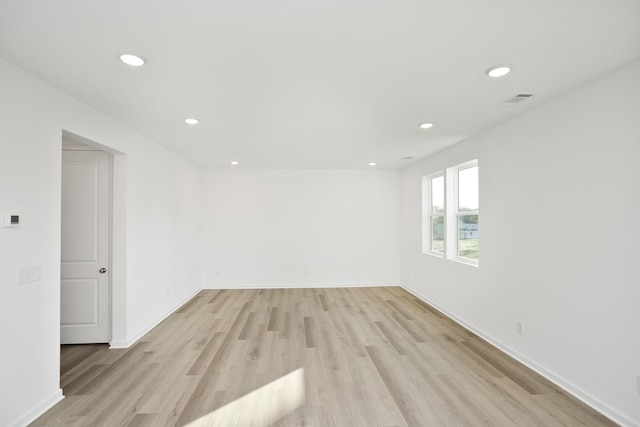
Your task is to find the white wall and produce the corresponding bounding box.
[400,60,640,426]
[0,58,201,427]
[201,169,400,287]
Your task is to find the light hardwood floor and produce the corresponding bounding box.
[32,287,616,426]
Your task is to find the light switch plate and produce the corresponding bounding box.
[18,265,42,285]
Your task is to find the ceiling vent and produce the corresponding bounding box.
[498,93,534,107]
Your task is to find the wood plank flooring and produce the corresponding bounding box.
[32,287,616,426]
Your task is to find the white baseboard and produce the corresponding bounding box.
[109,288,201,349]
[202,282,399,290]
[400,285,637,427]
[10,389,63,427]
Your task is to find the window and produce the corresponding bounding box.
[422,173,445,255]
[453,161,479,263]
[423,159,479,265]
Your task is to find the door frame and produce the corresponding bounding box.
[61,130,127,348]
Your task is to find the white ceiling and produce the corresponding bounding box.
[1,0,639,169]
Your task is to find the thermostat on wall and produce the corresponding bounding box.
[0,212,20,228]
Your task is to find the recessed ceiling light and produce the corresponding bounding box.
[119,53,145,67]
[230,161,239,166]
[368,162,377,166]
[402,156,414,160]
[486,64,512,78]
[184,118,199,125]
[419,123,434,129]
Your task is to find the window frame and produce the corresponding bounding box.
[448,159,479,266]
[422,172,445,257]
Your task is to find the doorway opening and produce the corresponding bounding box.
[59,130,127,391]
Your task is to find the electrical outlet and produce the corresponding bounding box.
[516,320,524,335]
[637,375,640,395]
[17,265,42,285]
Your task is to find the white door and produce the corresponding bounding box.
[61,149,111,344]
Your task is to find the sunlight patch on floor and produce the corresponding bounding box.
[184,368,305,427]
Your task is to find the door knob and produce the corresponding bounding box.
[99,268,107,274]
